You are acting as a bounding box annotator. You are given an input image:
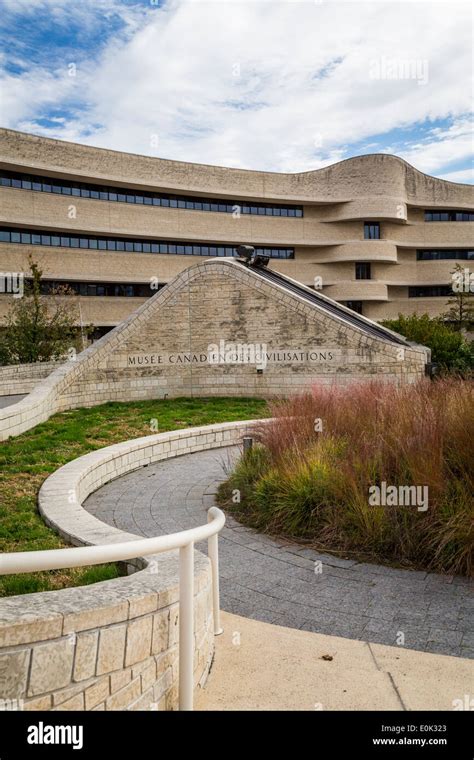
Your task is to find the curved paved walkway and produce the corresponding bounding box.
[85,446,473,659]
[0,394,26,409]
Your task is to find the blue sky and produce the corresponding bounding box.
[0,0,472,183]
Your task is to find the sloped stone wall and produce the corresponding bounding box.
[0,259,429,441]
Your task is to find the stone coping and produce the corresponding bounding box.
[1,420,259,634]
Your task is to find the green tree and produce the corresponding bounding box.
[442,263,474,331]
[381,312,473,373]
[0,257,91,365]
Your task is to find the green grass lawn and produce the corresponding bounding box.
[0,397,267,596]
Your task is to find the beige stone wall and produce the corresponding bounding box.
[55,259,428,412]
[0,259,429,442]
[0,361,62,396]
[0,421,254,710]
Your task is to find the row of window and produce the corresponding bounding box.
[416,249,474,261]
[424,211,474,222]
[408,285,453,298]
[43,281,159,298]
[0,170,303,218]
[0,279,160,298]
[0,228,294,259]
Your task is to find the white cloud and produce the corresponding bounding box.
[1,0,472,181]
[437,168,474,184]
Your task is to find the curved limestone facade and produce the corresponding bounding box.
[0,128,472,332]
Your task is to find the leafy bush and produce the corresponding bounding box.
[218,379,474,576]
[381,313,473,373]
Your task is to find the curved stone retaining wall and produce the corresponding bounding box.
[0,420,255,711]
[0,361,61,397]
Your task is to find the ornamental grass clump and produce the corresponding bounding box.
[218,378,473,576]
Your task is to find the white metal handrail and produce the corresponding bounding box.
[0,506,226,711]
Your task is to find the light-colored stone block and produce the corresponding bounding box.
[24,694,52,711]
[84,677,110,710]
[54,693,84,711]
[125,616,153,667]
[96,625,127,675]
[105,677,141,711]
[73,630,98,682]
[0,649,30,699]
[110,668,132,694]
[152,609,170,655]
[29,638,74,696]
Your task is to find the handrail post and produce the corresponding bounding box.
[208,511,223,636]
[179,542,194,711]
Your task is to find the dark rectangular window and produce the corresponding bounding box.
[408,285,453,298]
[364,222,380,240]
[416,250,474,261]
[425,210,474,222]
[355,262,371,280]
[345,301,363,314]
